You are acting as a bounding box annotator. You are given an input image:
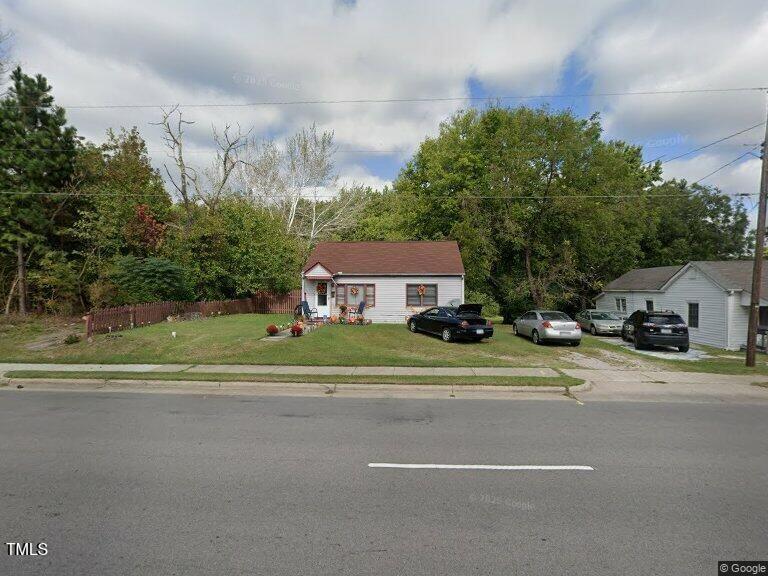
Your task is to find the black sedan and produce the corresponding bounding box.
[407,304,494,342]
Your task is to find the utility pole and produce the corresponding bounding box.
[745,94,768,367]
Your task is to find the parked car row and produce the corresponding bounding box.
[406,303,689,353]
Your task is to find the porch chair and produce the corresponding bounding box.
[348,300,366,322]
[297,300,319,323]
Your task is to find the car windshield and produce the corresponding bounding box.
[591,312,621,320]
[648,315,685,325]
[540,312,571,321]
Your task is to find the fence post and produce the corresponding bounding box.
[83,314,93,342]
[130,305,136,329]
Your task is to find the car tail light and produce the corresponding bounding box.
[460,320,469,328]
[574,324,581,331]
[486,319,493,326]
[542,321,552,328]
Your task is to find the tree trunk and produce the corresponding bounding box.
[17,241,27,315]
[4,275,18,315]
[523,245,543,308]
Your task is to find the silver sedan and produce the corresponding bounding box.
[513,310,582,346]
[574,309,625,336]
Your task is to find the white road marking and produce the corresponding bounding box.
[368,463,594,471]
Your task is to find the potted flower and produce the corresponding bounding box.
[339,304,347,317]
[290,323,304,337]
[266,324,279,336]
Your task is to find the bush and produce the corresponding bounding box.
[290,323,303,337]
[465,290,501,318]
[266,324,279,336]
[106,256,193,305]
[64,333,81,345]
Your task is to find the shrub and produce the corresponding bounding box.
[266,324,279,336]
[106,256,194,305]
[64,333,81,345]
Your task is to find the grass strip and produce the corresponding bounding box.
[5,370,582,388]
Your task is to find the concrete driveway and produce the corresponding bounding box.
[595,336,714,361]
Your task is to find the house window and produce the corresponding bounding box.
[615,297,627,312]
[406,284,438,307]
[645,300,654,312]
[687,302,699,328]
[336,284,375,308]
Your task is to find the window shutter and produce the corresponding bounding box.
[337,284,346,305]
[366,284,375,308]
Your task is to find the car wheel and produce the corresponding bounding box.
[409,320,418,333]
[571,340,581,347]
[634,337,645,351]
[678,345,689,353]
[590,325,597,336]
[621,328,628,341]
[441,328,453,342]
[532,330,542,345]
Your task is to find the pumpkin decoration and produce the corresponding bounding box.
[330,315,338,324]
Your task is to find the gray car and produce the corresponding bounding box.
[513,310,581,346]
[574,309,625,336]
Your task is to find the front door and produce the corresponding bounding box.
[315,282,330,318]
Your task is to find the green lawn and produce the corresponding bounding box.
[3,313,768,375]
[1,313,573,367]
[4,370,582,388]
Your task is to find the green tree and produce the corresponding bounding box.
[164,199,301,299]
[393,106,661,319]
[0,67,78,314]
[639,180,750,266]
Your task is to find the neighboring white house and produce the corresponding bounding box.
[595,260,768,350]
[301,241,465,323]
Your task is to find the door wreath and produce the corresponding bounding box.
[316,283,327,295]
[350,286,359,296]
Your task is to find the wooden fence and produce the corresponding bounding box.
[83,289,301,338]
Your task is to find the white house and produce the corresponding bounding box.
[301,241,465,323]
[595,260,768,350]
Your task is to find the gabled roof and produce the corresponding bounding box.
[692,260,768,291]
[603,260,768,293]
[603,265,683,291]
[302,241,465,275]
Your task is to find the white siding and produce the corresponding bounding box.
[597,266,733,349]
[328,275,463,323]
[662,267,728,348]
[728,292,751,350]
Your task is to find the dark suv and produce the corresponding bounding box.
[621,310,689,352]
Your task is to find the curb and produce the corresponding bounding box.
[0,376,588,397]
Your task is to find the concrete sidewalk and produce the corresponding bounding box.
[0,363,558,378]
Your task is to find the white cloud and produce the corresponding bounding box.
[2,0,766,195]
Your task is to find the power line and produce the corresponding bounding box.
[692,145,762,184]
[1,190,758,200]
[655,121,766,164]
[12,86,767,111]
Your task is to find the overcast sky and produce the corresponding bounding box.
[2,0,767,209]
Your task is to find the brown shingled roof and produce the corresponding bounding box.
[303,241,465,275]
[603,265,683,291]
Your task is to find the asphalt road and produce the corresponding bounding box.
[1,391,766,575]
